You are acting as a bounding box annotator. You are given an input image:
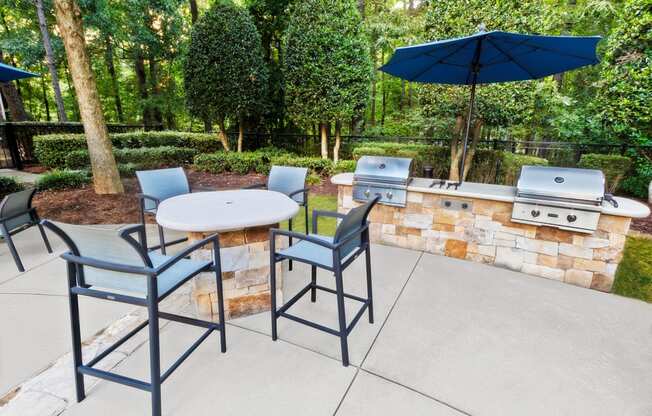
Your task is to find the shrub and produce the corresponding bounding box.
[194,153,231,174]
[621,159,652,199]
[193,152,269,175]
[578,153,632,193]
[36,170,90,191]
[65,146,197,170]
[333,160,357,174]
[498,153,549,185]
[269,155,334,176]
[34,131,222,168]
[0,176,24,199]
[351,146,386,159]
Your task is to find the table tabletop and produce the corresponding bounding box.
[155,189,299,232]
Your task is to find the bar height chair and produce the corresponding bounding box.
[245,165,309,270]
[0,188,52,272]
[269,196,380,366]
[41,220,226,416]
[136,167,212,254]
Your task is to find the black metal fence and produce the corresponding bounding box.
[0,122,146,169]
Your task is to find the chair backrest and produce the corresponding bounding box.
[42,221,152,293]
[267,166,308,204]
[333,196,380,258]
[0,188,35,232]
[136,167,190,211]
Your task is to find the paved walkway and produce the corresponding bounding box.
[0,169,41,185]
[1,227,651,415]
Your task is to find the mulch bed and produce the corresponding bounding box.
[33,170,338,225]
[631,199,652,235]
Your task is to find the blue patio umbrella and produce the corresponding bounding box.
[0,62,38,83]
[380,30,601,184]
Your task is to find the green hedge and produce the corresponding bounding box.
[0,176,24,200]
[578,153,632,193]
[497,153,548,185]
[65,146,198,170]
[621,159,652,199]
[194,151,338,177]
[34,131,222,168]
[35,170,91,191]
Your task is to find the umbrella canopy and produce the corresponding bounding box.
[379,30,601,185]
[380,30,601,85]
[0,62,38,83]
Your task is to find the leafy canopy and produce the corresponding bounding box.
[283,0,372,126]
[184,1,268,124]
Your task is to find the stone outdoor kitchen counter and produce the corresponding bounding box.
[332,173,650,292]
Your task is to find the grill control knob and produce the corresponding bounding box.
[386,191,393,200]
[531,209,540,218]
[567,214,577,223]
[364,189,370,198]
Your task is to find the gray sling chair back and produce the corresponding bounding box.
[269,195,380,366]
[0,188,52,272]
[245,165,309,270]
[40,220,226,416]
[136,167,214,255]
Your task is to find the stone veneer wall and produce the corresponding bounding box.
[189,225,285,320]
[338,186,630,292]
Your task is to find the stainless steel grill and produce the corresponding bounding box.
[353,156,413,207]
[511,165,616,233]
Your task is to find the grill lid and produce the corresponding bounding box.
[516,166,605,203]
[354,156,412,185]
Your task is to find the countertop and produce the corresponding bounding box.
[331,173,650,219]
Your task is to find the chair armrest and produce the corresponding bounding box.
[311,209,346,235]
[61,252,154,275]
[243,183,267,190]
[288,187,310,198]
[155,234,220,274]
[137,193,160,209]
[332,223,370,250]
[270,228,336,250]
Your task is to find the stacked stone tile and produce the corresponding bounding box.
[339,186,630,292]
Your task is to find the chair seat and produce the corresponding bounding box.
[84,253,210,299]
[277,234,356,269]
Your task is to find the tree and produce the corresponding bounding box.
[34,0,67,121]
[184,1,268,152]
[283,0,372,161]
[53,0,123,194]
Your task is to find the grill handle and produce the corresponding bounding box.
[604,193,619,208]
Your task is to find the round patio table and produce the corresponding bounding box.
[156,190,299,320]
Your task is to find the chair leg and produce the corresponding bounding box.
[37,223,53,253]
[214,265,227,353]
[304,203,309,235]
[67,262,85,402]
[310,265,317,302]
[1,225,24,272]
[157,225,166,255]
[270,255,278,341]
[365,245,374,324]
[287,218,293,271]
[147,296,162,416]
[333,264,349,367]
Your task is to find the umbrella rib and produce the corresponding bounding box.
[482,38,533,67]
[485,38,537,79]
[498,37,598,63]
[406,38,477,82]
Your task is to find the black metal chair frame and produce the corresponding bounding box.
[246,183,309,271]
[0,188,52,272]
[269,209,374,367]
[41,220,226,416]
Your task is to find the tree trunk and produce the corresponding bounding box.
[35,0,67,122]
[189,0,198,23]
[63,62,80,121]
[105,36,124,122]
[319,123,328,159]
[53,0,123,194]
[449,115,465,181]
[399,80,405,113]
[148,58,163,127]
[217,117,230,151]
[40,74,51,121]
[370,51,377,127]
[357,0,365,18]
[333,120,342,163]
[203,118,212,133]
[0,51,29,121]
[461,119,483,181]
[134,53,150,126]
[237,117,244,152]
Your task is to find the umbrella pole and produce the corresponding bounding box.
[458,80,477,184]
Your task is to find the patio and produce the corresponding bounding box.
[1,226,651,416]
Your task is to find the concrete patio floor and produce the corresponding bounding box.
[1,227,651,415]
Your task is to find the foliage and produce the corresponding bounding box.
[184,2,268,129]
[333,160,356,174]
[34,131,221,168]
[578,153,632,193]
[0,176,25,199]
[36,169,91,191]
[621,158,652,199]
[613,236,652,303]
[498,153,549,186]
[65,146,197,170]
[194,151,339,177]
[283,0,372,127]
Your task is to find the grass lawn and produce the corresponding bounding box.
[613,236,652,303]
[281,195,338,236]
[283,195,652,303]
